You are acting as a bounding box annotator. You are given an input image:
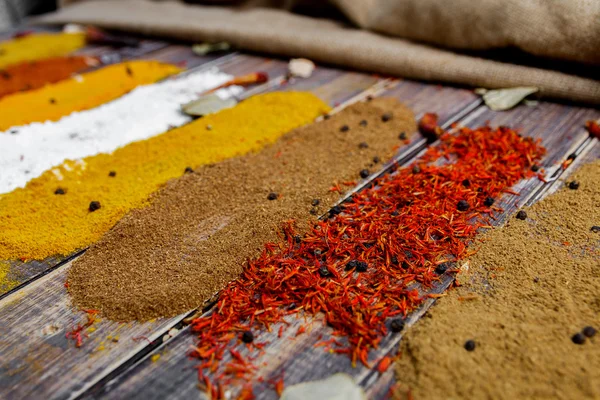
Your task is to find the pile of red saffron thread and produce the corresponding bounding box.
[188,124,545,397]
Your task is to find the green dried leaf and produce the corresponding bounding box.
[482,87,539,111]
[192,42,231,56]
[181,94,237,117]
[280,373,366,400]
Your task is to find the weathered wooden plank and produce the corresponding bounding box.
[89,100,599,400]
[0,59,409,400]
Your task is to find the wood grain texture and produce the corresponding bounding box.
[87,100,599,400]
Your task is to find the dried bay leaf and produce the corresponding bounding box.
[181,93,237,117]
[481,87,539,111]
[192,42,231,56]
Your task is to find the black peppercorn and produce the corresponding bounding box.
[464,340,476,351]
[345,260,358,271]
[311,199,320,206]
[516,210,527,220]
[391,210,399,216]
[241,331,254,343]
[401,261,410,270]
[89,201,101,212]
[572,333,586,345]
[310,208,318,215]
[366,95,373,102]
[358,142,369,149]
[318,266,331,277]
[184,166,193,173]
[340,125,350,132]
[359,120,368,127]
[359,169,370,179]
[267,192,278,200]
[54,188,66,195]
[398,132,407,140]
[568,181,580,190]
[531,164,540,172]
[457,200,469,211]
[591,226,600,233]
[462,179,470,187]
[373,156,380,164]
[49,98,56,104]
[329,205,343,217]
[323,114,330,120]
[381,112,392,122]
[391,256,399,265]
[356,261,368,272]
[484,197,495,207]
[435,263,449,274]
[108,171,117,177]
[583,326,596,338]
[390,319,404,333]
[294,235,302,244]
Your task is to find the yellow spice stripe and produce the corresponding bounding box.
[0,32,86,69]
[0,92,330,261]
[0,60,182,131]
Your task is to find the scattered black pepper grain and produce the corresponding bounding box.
[184,167,194,173]
[241,331,254,343]
[391,256,399,265]
[412,165,421,174]
[462,179,470,187]
[323,114,330,120]
[568,181,580,190]
[531,164,540,172]
[319,266,331,277]
[399,132,407,140]
[356,261,368,272]
[340,125,350,132]
[516,210,528,220]
[484,197,495,207]
[572,333,586,345]
[391,210,399,216]
[89,201,101,212]
[390,319,405,333]
[54,188,66,195]
[311,199,320,207]
[382,112,393,122]
[108,171,117,177]
[360,169,370,179]
[402,261,410,269]
[435,263,449,274]
[310,208,318,215]
[294,235,302,244]
[9,129,18,135]
[359,120,368,127]
[125,66,133,76]
[329,205,343,217]
[464,340,476,351]
[267,192,278,201]
[457,200,470,211]
[358,142,369,149]
[373,156,380,164]
[582,326,596,338]
[591,226,600,233]
[49,98,56,104]
[366,95,373,102]
[345,260,358,271]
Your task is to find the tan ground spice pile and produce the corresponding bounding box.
[394,160,600,399]
[68,97,416,321]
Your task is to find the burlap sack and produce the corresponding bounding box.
[40,0,600,104]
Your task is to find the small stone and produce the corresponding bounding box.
[390,319,405,333]
[591,226,600,233]
[516,210,527,220]
[572,333,586,345]
[54,188,66,195]
[398,132,407,140]
[457,200,470,211]
[241,331,254,343]
[484,197,495,207]
[358,142,369,149]
[184,167,194,173]
[582,326,596,338]
[359,169,370,179]
[318,266,331,277]
[89,201,101,212]
[340,125,350,132]
[381,112,392,122]
[568,181,580,190]
[267,192,278,201]
[311,199,320,207]
[108,171,117,177]
[359,120,368,127]
[464,340,476,351]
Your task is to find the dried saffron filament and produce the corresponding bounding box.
[0,32,86,69]
[0,92,329,260]
[0,56,97,99]
[188,124,545,393]
[0,60,182,131]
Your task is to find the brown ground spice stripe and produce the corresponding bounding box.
[394,160,600,399]
[67,97,416,321]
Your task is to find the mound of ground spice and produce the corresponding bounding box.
[0,60,181,130]
[67,97,416,321]
[0,32,86,69]
[0,56,97,99]
[394,160,600,399]
[0,92,328,261]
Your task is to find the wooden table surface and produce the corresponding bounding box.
[0,27,598,400]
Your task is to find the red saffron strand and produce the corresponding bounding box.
[188,123,545,396]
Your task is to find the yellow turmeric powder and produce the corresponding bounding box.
[0,60,182,130]
[0,32,86,69]
[0,92,330,261]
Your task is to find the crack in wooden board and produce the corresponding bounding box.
[0,55,427,400]
[85,100,600,400]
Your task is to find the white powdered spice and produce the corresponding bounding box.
[0,68,234,194]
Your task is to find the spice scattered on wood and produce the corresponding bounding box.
[182,122,543,393]
[0,61,182,131]
[0,92,329,261]
[67,97,416,322]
